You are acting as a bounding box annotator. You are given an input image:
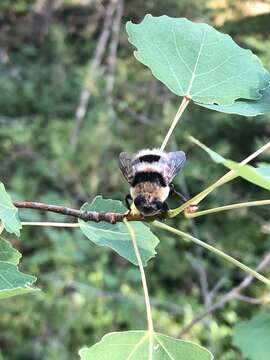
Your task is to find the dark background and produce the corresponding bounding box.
[0,0,270,359]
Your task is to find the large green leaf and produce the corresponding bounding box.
[0,182,21,236]
[233,311,270,360]
[126,15,268,106]
[191,137,270,191]
[199,85,270,116]
[0,237,37,299]
[79,196,159,266]
[79,331,213,360]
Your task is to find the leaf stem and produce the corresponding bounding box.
[169,140,270,217]
[186,199,270,218]
[160,96,190,151]
[21,221,80,227]
[123,218,154,360]
[153,221,270,286]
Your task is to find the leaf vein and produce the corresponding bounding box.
[126,333,149,360]
[193,69,252,97]
[172,24,192,74]
[155,335,175,359]
[0,272,14,289]
[196,54,236,78]
[142,33,185,94]
[186,29,207,96]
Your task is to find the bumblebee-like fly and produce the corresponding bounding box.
[119,149,186,216]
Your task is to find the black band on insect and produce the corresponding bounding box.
[132,172,167,187]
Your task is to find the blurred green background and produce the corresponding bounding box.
[0,0,270,359]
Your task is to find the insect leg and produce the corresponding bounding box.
[161,202,169,212]
[169,184,199,213]
[169,184,187,203]
[125,194,132,210]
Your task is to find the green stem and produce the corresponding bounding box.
[123,219,154,360]
[169,141,270,218]
[186,199,270,218]
[153,221,270,287]
[160,97,190,151]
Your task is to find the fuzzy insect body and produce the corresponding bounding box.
[119,148,186,216]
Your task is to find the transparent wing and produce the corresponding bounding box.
[119,152,134,184]
[163,151,186,184]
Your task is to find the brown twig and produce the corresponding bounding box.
[14,201,145,223]
[178,252,270,338]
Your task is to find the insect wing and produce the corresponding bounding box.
[119,152,134,183]
[162,151,186,184]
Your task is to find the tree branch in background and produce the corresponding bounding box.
[69,0,118,150]
[178,252,270,338]
[32,0,56,44]
[106,0,124,100]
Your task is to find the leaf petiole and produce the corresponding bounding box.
[169,140,270,217]
[185,199,270,218]
[153,221,270,287]
[123,218,154,360]
[160,96,190,151]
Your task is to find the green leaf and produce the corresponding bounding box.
[126,15,268,106]
[0,237,21,264]
[79,331,213,360]
[0,237,37,299]
[79,196,159,266]
[233,311,270,360]
[191,137,270,191]
[225,160,270,191]
[0,182,22,236]
[199,84,270,116]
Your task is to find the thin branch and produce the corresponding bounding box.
[21,222,80,227]
[14,201,142,223]
[106,0,124,97]
[235,294,264,305]
[208,277,227,300]
[69,0,117,150]
[178,252,270,337]
[32,0,55,44]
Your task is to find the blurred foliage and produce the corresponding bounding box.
[0,0,270,359]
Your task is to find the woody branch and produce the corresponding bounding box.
[14,201,144,223]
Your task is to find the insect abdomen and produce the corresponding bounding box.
[138,154,161,163]
[132,171,166,187]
